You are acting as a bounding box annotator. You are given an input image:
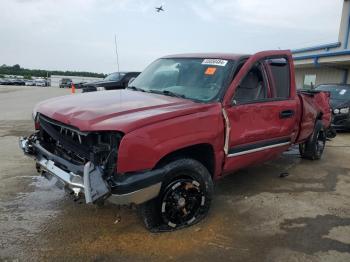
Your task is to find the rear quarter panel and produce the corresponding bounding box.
[296,92,331,143]
[314,91,332,128]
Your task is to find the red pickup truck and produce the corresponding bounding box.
[20,50,331,232]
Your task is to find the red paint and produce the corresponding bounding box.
[34,90,206,133]
[117,103,225,174]
[35,50,331,179]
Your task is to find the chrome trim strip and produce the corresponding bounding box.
[107,183,162,205]
[222,108,231,155]
[228,142,290,157]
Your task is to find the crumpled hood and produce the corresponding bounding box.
[35,90,213,133]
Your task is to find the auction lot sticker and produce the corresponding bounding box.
[202,59,228,67]
[205,67,217,75]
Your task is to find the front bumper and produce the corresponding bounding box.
[331,113,350,130]
[19,136,163,205]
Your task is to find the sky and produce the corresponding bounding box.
[0,0,344,73]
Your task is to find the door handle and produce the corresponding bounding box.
[280,109,295,119]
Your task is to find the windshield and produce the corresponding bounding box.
[316,85,350,100]
[130,58,234,102]
[104,72,125,81]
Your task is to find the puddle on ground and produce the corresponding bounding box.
[0,176,64,258]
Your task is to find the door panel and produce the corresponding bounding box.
[223,100,297,173]
[228,100,298,148]
[222,51,298,174]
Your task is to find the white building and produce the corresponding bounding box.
[293,0,350,89]
[50,75,103,87]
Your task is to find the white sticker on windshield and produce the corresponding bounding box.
[340,89,347,95]
[202,59,228,67]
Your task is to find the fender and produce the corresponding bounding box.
[117,103,225,176]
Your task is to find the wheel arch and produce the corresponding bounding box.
[154,143,216,177]
[317,111,324,120]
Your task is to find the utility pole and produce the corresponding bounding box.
[114,34,120,74]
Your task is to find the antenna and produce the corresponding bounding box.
[114,34,120,74]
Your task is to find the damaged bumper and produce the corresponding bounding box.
[19,136,162,205]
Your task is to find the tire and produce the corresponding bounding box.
[299,120,326,160]
[139,158,213,232]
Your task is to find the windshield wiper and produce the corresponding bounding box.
[148,89,187,99]
[127,86,146,92]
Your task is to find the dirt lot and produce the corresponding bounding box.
[0,86,349,262]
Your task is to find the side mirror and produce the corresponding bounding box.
[128,77,136,87]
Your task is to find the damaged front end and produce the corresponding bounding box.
[19,114,121,204]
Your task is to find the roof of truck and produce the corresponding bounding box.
[162,53,249,60]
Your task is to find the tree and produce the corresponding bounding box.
[0,65,106,78]
[23,75,32,80]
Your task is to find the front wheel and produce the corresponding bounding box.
[299,120,326,160]
[139,158,213,232]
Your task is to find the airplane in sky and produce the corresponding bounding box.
[155,5,165,12]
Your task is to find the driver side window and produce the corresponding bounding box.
[233,63,268,105]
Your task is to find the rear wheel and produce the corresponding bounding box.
[139,158,213,232]
[299,120,326,160]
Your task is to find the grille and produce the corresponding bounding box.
[38,114,121,173]
[39,114,91,160]
[333,114,350,125]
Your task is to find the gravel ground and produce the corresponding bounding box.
[0,86,349,262]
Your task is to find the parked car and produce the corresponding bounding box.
[20,50,331,232]
[0,78,14,85]
[4,79,13,85]
[73,82,86,89]
[59,78,73,88]
[82,72,140,92]
[35,79,47,87]
[315,84,350,130]
[25,80,36,86]
[1,79,11,85]
[8,78,25,85]
[7,79,16,85]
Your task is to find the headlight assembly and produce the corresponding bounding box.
[334,109,340,114]
[340,107,349,114]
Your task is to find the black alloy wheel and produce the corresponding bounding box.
[161,178,205,228]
